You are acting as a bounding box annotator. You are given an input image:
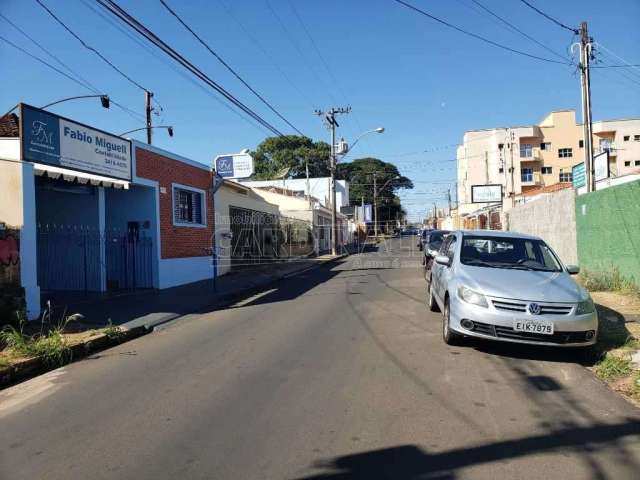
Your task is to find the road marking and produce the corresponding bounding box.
[231,289,278,308]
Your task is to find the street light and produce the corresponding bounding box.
[339,127,385,161]
[41,94,110,110]
[119,125,174,138]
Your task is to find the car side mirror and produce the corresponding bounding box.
[566,264,580,275]
[435,255,451,267]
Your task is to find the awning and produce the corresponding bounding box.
[33,163,129,189]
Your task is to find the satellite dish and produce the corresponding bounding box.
[274,166,291,179]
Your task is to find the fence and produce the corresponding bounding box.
[507,188,578,265]
[575,180,640,284]
[37,224,153,293]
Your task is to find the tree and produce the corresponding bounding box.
[336,157,413,227]
[251,135,331,180]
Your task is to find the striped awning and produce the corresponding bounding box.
[33,163,129,189]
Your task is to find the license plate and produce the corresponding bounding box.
[514,319,554,335]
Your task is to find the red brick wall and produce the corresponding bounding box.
[136,148,213,259]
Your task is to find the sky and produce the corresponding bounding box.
[1,0,639,222]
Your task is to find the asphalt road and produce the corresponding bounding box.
[2,238,639,479]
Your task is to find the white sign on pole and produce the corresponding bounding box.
[214,152,254,179]
[594,151,609,182]
[471,184,502,203]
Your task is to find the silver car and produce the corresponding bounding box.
[427,230,598,348]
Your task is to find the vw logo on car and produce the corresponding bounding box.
[528,303,541,315]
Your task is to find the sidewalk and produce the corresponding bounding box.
[46,254,347,333]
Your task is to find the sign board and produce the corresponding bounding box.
[572,162,586,189]
[363,204,372,223]
[19,103,131,181]
[471,184,502,203]
[594,151,609,182]
[214,152,254,179]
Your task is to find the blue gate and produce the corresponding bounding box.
[37,224,153,293]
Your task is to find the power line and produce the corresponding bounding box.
[468,0,569,62]
[95,0,285,137]
[0,12,97,93]
[0,14,144,121]
[392,0,571,65]
[592,64,640,69]
[158,0,306,136]
[518,0,579,34]
[35,0,149,92]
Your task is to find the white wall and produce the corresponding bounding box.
[158,256,213,288]
[214,184,280,276]
[240,178,350,209]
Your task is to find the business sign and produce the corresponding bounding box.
[471,184,502,203]
[214,152,254,179]
[572,162,585,189]
[594,151,609,182]
[363,204,372,222]
[19,103,131,181]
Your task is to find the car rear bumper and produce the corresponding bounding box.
[449,295,598,347]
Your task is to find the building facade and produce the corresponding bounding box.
[457,110,640,221]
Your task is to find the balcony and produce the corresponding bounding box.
[520,147,542,162]
[521,172,543,186]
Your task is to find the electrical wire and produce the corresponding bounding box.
[158,0,306,136]
[467,0,570,62]
[35,0,149,92]
[94,0,286,137]
[517,0,579,34]
[391,0,572,65]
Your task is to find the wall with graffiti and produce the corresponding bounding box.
[0,225,20,286]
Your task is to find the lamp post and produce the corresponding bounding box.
[40,94,110,110]
[119,125,174,138]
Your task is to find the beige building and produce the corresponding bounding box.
[457,110,640,219]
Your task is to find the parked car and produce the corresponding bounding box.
[427,230,598,348]
[422,230,450,278]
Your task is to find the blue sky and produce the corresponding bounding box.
[2,0,639,221]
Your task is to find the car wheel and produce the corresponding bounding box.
[428,282,439,312]
[442,298,462,345]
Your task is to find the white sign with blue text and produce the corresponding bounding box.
[214,152,254,179]
[20,104,132,181]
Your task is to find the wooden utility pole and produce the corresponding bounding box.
[579,22,595,192]
[145,90,153,145]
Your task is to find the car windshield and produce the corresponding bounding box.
[460,235,562,272]
[428,232,448,251]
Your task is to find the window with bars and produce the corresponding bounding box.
[173,185,205,226]
[541,166,553,175]
[521,167,533,183]
[559,171,572,182]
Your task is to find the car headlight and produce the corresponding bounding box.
[576,297,595,314]
[458,286,488,308]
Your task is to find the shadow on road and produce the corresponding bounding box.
[294,420,640,479]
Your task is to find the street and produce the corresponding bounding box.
[1,238,639,479]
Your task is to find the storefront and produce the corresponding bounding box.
[0,104,213,319]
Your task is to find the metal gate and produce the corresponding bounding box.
[37,224,153,293]
[229,207,279,266]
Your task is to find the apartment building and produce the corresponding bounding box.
[457,110,640,218]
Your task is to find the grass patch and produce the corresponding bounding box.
[580,268,640,298]
[0,325,72,367]
[594,353,633,380]
[103,320,123,341]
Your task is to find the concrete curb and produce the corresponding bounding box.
[0,325,147,390]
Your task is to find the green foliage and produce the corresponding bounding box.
[580,268,640,297]
[251,135,331,180]
[0,313,75,367]
[594,353,632,380]
[103,320,123,340]
[336,157,413,224]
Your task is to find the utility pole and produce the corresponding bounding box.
[508,129,515,208]
[447,189,452,212]
[373,173,378,239]
[145,90,153,145]
[433,202,437,229]
[578,22,595,192]
[315,107,351,255]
